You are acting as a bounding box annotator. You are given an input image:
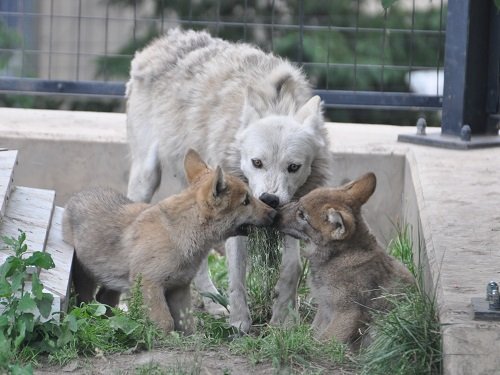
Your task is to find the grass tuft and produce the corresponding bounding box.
[358,224,441,375]
[246,228,283,324]
[231,323,348,373]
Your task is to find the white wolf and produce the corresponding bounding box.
[126,28,332,332]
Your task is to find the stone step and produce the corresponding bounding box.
[0,149,18,217]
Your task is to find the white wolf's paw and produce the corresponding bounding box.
[229,310,251,333]
[203,298,229,317]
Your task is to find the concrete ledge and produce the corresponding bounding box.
[1,108,500,373]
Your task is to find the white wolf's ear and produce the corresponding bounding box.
[296,96,325,147]
[184,149,210,184]
[296,95,322,123]
[342,172,377,207]
[240,88,263,127]
[212,166,227,198]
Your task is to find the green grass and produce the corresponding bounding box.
[1,224,441,375]
[357,224,442,375]
[230,322,348,373]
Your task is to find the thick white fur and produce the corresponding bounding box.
[126,29,332,332]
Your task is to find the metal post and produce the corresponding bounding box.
[399,0,500,149]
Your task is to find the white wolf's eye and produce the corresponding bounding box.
[288,163,301,173]
[252,159,263,169]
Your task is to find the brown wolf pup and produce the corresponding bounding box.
[277,172,414,347]
[62,149,277,335]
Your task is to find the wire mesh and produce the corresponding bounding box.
[0,0,446,112]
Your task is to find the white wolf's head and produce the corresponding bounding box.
[236,95,327,207]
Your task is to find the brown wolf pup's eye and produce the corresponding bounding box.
[252,159,263,169]
[288,163,301,173]
[297,209,305,220]
[242,194,250,206]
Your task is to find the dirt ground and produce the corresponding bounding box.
[34,347,356,375]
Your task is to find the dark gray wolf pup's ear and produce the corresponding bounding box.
[184,149,210,184]
[342,172,377,207]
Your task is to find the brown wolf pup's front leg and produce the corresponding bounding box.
[319,309,362,344]
[96,287,121,307]
[72,257,97,305]
[141,278,175,333]
[166,285,195,335]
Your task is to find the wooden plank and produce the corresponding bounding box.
[0,150,17,217]
[0,186,55,270]
[39,206,74,313]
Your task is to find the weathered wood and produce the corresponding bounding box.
[0,150,17,217]
[39,206,74,312]
[0,186,55,269]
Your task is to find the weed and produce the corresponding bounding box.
[50,276,166,365]
[246,228,283,324]
[358,225,442,375]
[230,323,348,373]
[0,231,66,373]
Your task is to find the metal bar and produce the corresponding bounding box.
[76,0,82,80]
[316,89,442,109]
[0,11,447,35]
[0,78,443,110]
[0,78,125,97]
[486,2,500,132]
[48,0,54,79]
[441,0,491,136]
[298,0,304,64]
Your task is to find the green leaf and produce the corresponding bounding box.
[18,294,36,314]
[91,303,107,317]
[0,278,12,297]
[381,0,398,10]
[31,273,43,300]
[496,0,500,12]
[0,315,8,328]
[13,319,26,349]
[25,252,55,270]
[37,293,54,319]
[10,272,24,293]
[64,314,78,332]
[0,256,23,279]
[109,315,140,335]
[10,364,33,375]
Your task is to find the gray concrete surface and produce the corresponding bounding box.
[1,107,500,374]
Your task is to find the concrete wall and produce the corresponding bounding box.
[0,108,405,248]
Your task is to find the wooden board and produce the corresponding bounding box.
[39,206,74,312]
[0,150,18,217]
[0,186,55,269]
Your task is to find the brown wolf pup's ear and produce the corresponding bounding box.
[327,208,348,240]
[184,149,210,184]
[212,166,227,198]
[342,172,376,206]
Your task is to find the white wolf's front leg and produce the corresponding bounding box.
[127,142,161,203]
[193,256,228,316]
[226,236,251,333]
[270,235,302,325]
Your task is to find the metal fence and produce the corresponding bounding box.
[0,0,445,110]
[0,0,498,147]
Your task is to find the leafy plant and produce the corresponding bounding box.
[0,231,59,374]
